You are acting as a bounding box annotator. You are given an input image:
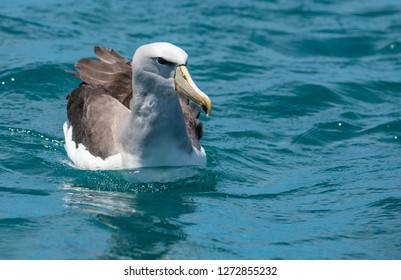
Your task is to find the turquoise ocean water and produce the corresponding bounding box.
[1,0,400,259]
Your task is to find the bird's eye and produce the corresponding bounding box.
[157,57,172,65]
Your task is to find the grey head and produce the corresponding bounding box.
[131,42,187,98]
[130,42,211,115]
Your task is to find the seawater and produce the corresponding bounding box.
[0,0,400,259]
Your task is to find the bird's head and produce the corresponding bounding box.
[132,42,212,115]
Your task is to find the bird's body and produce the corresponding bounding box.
[64,43,211,170]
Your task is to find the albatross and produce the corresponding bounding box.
[63,42,212,170]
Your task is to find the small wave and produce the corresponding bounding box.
[292,121,362,146]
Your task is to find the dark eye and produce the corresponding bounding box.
[157,57,172,66]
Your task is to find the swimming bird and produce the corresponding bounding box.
[63,42,212,170]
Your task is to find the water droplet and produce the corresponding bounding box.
[395,136,398,140]
[338,122,342,126]
[390,43,396,49]
[1,81,4,85]
[11,77,15,81]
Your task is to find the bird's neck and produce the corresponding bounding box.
[119,87,193,162]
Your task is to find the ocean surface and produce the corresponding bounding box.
[1,0,400,260]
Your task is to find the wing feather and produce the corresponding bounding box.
[67,84,129,159]
[69,47,132,109]
[94,46,130,64]
[179,95,204,149]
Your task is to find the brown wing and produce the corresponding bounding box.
[66,46,205,156]
[67,46,133,109]
[179,95,204,150]
[67,84,130,159]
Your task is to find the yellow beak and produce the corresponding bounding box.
[174,65,212,116]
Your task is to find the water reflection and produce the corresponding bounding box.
[60,167,217,259]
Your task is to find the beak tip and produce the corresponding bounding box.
[201,105,212,116]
